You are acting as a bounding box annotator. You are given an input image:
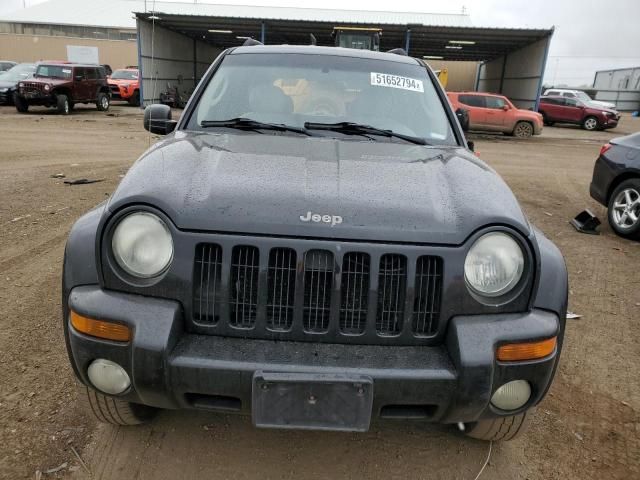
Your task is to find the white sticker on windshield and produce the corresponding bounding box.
[370,72,424,92]
[62,68,71,73]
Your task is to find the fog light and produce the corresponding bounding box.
[87,359,130,395]
[490,380,531,411]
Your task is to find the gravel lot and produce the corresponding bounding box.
[0,104,638,480]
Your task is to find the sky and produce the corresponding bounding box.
[2,0,639,86]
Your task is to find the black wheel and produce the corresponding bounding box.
[79,386,157,426]
[57,94,70,115]
[583,116,599,131]
[128,90,140,106]
[541,113,554,126]
[464,410,532,441]
[607,179,640,239]
[96,92,110,111]
[512,121,534,138]
[14,93,28,113]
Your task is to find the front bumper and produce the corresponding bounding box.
[66,286,561,426]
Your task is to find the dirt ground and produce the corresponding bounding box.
[0,103,638,480]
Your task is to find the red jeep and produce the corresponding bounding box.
[538,96,619,131]
[14,63,110,115]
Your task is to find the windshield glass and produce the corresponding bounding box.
[188,53,456,145]
[35,65,72,79]
[2,64,36,82]
[111,69,138,80]
[575,91,592,102]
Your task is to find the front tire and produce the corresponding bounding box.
[607,179,640,239]
[57,94,70,115]
[464,410,532,441]
[14,93,28,113]
[583,116,599,131]
[512,121,534,138]
[128,90,140,106]
[96,92,110,111]
[79,386,157,426]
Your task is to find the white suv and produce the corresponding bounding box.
[543,89,616,111]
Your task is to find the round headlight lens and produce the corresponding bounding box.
[44,83,50,91]
[111,212,173,278]
[464,232,524,298]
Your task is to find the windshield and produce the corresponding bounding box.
[574,91,592,102]
[187,53,456,145]
[111,69,138,80]
[35,65,72,79]
[2,64,36,82]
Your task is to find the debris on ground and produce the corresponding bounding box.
[49,173,65,179]
[44,462,67,474]
[570,209,600,234]
[10,214,31,223]
[566,311,582,320]
[63,178,105,186]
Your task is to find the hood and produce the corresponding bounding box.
[0,79,16,88]
[588,100,617,111]
[27,77,71,86]
[516,108,543,121]
[108,78,137,85]
[107,132,530,245]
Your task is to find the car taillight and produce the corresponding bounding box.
[599,143,612,157]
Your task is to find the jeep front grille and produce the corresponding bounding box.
[192,241,443,345]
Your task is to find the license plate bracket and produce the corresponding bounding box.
[252,372,373,432]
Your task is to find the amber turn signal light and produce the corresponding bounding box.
[497,337,557,362]
[70,310,131,342]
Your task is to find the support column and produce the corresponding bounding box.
[404,28,411,53]
[261,22,266,44]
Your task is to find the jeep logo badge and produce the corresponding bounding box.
[300,211,343,227]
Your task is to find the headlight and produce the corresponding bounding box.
[464,232,524,298]
[44,84,50,91]
[111,212,173,278]
[19,82,24,88]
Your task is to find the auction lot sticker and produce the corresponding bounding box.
[370,72,424,92]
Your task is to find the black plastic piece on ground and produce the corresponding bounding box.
[570,209,601,235]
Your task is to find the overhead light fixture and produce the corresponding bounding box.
[208,29,233,34]
[236,36,250,40]
[148,15,160,20]
[449,40,476,45]
[423,55,443,60]
[445,45,463,50]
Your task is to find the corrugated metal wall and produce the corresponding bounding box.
[0,33,137,69]
[593,68,640,111]
[137,20,222,105]
[477,36,551,110]
[425,60,478,92]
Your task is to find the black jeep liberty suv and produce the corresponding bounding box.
[15,63,110,114]
[63,46,567,441]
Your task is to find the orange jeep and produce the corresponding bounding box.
[108,68,140,106]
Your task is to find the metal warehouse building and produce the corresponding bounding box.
[593,66,640,111]
[1,0,554,109]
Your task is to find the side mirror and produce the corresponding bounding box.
[502,104,509,111]
[455,108,469,132]
[467,140,475,152]
[144,104,177,135]
[74,75,84,82]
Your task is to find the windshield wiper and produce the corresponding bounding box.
[201,117,312,136]
[303,121,427,145]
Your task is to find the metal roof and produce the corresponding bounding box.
[137,11,552,62]
[0,0,473,29]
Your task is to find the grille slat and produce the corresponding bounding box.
[412,256,443,337]
[266,248,297,331]
[192,243,442,344]
[229,246,260,329]
[303,250,334,333]
[376,254,407,336]
[193,244,222,324]
[340,253,370,334]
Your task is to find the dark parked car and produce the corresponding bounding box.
[538,96,619,131]
[15,63,110,114]
[0,60,17,72]
[63,45,567,441]
[0,63,36,104]
[590,132,640,239]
